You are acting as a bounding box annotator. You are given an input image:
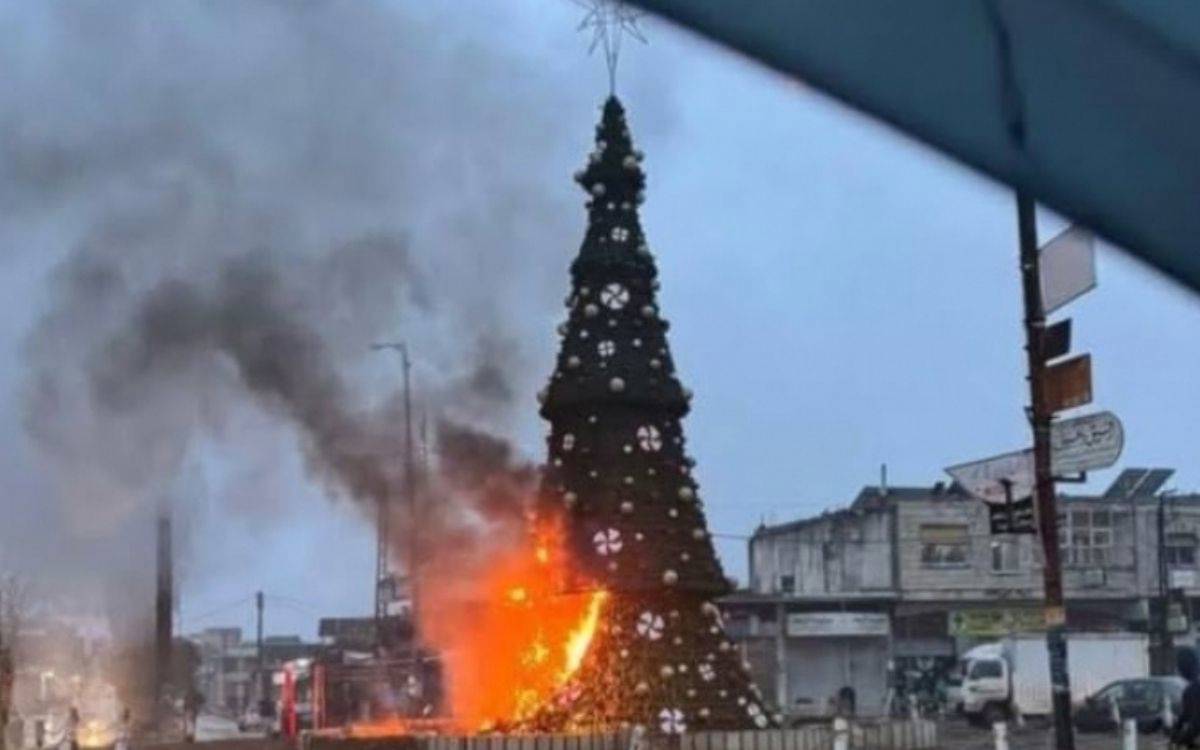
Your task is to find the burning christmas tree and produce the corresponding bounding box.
[532,97,776,734]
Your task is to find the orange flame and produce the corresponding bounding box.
[418,519,606,731]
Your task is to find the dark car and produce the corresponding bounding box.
[1074,677,1186,733]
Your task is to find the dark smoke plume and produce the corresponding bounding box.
[2,0,658,642]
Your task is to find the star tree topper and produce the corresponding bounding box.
[574,0,647,94]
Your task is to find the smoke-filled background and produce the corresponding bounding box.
[3,0,1200,652]
[0,0,674,643]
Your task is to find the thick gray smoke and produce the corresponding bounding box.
[0,0,674,639]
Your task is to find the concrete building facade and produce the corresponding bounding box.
[722,477,1200,719]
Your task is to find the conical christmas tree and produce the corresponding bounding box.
[533,97,775,734]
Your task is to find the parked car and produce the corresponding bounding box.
[943,675,964,714]
[236,709,270,734]
[1074,677,1185,733]
[960,634,1149,725]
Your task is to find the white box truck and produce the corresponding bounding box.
[960,633,1149,724]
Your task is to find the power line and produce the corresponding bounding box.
[184,595,254,625]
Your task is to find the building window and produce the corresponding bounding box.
[1166,533,1198,567]
[991,540,1020,573]
[919,524,970,567]
[778,574,796,593]
[1058,507,1116,566]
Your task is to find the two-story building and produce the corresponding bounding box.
[722,473,1200,719]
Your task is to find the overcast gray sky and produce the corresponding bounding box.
[2,0,1197,640]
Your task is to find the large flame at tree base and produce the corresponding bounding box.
[416,520,607,733]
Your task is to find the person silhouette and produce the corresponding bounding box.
[1171,648,1200,747]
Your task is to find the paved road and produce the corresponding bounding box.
[939,718,1171,750]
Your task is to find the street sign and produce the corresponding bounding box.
[946,449,1034,505]
[1042,319,1072,361]
[989,496,1036,534]
[1041,353,1092,413]
[1050,410,1124,474]
[947,411,1124,503]
[1040,225,1097,314]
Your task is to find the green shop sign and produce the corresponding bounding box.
[948,608,1045,637]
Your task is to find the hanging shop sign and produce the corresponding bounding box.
[786,612,890,638]
[948,608,1045,637]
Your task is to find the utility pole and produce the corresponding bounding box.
[255,591,266,716]
[1016,193,1075,750]
[154,511,173,726]
[1158,491,1174,674]
[370,342,419,656]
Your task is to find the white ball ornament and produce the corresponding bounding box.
[641,305,656,318]
[678,486,695,501]
[699,708,710,719]
[584,304,600,318]
[659,665,674,679]
[662,569,679,586]
[567,356,581,368]
[563,491,578,507]
[620,501,634,514]
[668,508,678,518]
[591,183,606,197]
[635,681,649,695]
[692,528,707,540]
[609,377,626,392]
[649,358,662,370]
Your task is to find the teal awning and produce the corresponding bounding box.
[630,1,1200,293]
